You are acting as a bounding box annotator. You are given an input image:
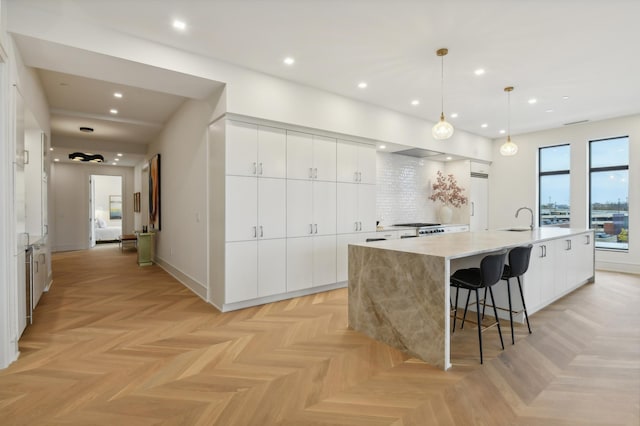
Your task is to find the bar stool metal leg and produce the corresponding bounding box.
[506,277,515,344]
[475,288,483,364]
[517,276,532,334]
[488,286,505,350]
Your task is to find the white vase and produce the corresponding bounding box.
[439,205,453,224]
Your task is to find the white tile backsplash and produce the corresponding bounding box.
[376,152,442,226]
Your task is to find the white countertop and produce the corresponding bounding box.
[354,228,593,259]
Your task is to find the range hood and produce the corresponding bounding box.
[393,148,443,158]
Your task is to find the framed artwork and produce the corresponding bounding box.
[149,154,161,230]
[133,192,141,213]
[109,195,122,220]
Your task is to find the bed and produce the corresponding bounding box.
[95,218,121,242]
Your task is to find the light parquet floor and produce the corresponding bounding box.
[1,245,639,425]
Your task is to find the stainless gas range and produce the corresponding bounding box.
[393,222,469,236]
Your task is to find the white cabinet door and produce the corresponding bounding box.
[523,243,547,312]
[313,181,336,236]
[258,239,286,297]
[286,130,313,180]
[313,135,336,181]
[576,232,595,284]
[470,176,488,231]
[258,178,286,239]
[226,241,258,303]
[258,126,286,178]
[287,237,313,291]
[287,180,313,237]
[226,176,257,242]
[313,235,336,287]
[358,184,377,232]
[337,142,359,183]
[358,145,377,184]
[337,183,358,233]
[226,121,258,176]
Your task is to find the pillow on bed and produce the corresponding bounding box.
[96,217,107,228]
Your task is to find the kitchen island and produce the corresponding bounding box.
[348,228,595,369]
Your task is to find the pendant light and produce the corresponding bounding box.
[432,48,454,140]
[500,86,518,156]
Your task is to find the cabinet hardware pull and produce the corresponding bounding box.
[586,235,590,245]
[358,171,362,182]
[314,224,318,234]
[253,162,257,175]
[44,224,48,235]
[309,168,313,178]
[259,163,263,175]
[260,226,264,237]
[253,226,257,238]
[314,168,318,179]
[354,222,358,231]
[354,171,358,182]
[358,221,362,231]
[310,224,314,234]
[566,239,571,250]
[471,202,475,216]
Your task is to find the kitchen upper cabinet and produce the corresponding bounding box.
[336,140,376,184]
[226,121,286,178]
[286,235,337,291]
[225,176,285,242]
[287,180,337,237]
[337,183,376,234]
[225,239,286,303]
[286,131,336,181]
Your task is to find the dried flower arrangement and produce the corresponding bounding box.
[429,171,468,208]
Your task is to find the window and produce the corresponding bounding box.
[589,136,629,250]
[539,144,571,227]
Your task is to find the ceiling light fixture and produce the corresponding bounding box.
[411,100,420,106]
[49,147,54,151]
[432,48,454,140]
[528,98,537,104]
[450,113,458,118]
[500,86,518,156]
[481,123,488,128]
[79,126,94,133]
[110,109,118,114]
[69,152,104,163]
[379,145,386,150]
[117,153,123,157]
[357,81,368,89]
[283,57,295,65]
[114,92,123,98]
[474,68,485,76]
[173,20,186,31]
[54,158,59,162]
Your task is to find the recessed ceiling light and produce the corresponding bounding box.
[379,145,386,149]
[411,99,420,106]
[117,153,123,157]
[481,123,488,128]
[545,109,554,113]
[49,147,54,151]
[79,126,94,133]
[357,82,368,89]
[474,69,485,76]
[114,92,123,98]
[110,109,118,114]
[172,20,186,31]
[562,96,570,100]
[111,162,117,166]
[54,158,59,162]
[528,98,537,104]
[499,129,506,134]
[450,113,458,118]
[446,156,452,160]
[283,57,295,65]
[114,158,120,162]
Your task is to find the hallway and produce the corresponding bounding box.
[0,246,638,425]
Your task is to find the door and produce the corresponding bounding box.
[225,176,258,242]
[357,184,377,232]
[337,183,358,233]
[287,180,313,237]
[258,178,286,239]
[14,88,27,336]
[312,135,336,181]
[313,181,336,236]
[286,237,313,291]
[286,130,313,180]
[226,120,258,176]
[336,141,359,183]
[225,241,258,303]
[312,235,336,287]
[357,145,377,184]
[257,126,286,178]
[258,239,286,297]
[470,176,489,231]
[89,176,96,247]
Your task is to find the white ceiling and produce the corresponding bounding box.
[12,0,640,164]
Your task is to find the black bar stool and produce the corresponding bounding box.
[500,244,533,344]
[450,250,507,364]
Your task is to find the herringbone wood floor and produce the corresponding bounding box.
[1,245,638,425]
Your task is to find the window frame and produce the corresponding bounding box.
[588,136,629,251]
[538,144,571,228]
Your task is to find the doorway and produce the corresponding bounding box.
[90,175,123,247]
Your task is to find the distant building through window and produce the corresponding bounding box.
[589,136,629,250]
[539,144,571,228]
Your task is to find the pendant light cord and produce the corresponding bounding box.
[440,54,444,114]
[507,89,511,138]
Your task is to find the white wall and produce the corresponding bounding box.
[145,97,213,299]
[50,163,133,252]
[490,114,639,273]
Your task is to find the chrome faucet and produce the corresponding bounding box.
[516,207,534,230]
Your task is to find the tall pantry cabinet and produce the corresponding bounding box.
[218,119,376,311]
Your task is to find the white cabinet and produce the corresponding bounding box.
[337,183,376,234]
[286,235,337,291]
[286,180,336,237]
[226,176,285,242]
[559,232,594,295]
[226,121,286,178]
[469,176,488,231]
[225,239,286,303]
[337,140,376,184]
[287,131,336,181]
[525,241,556,311]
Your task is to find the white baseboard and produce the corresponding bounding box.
[154,256,208,301]
[596,261,640,275]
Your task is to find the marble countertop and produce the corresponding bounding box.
[354,228,593,259]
